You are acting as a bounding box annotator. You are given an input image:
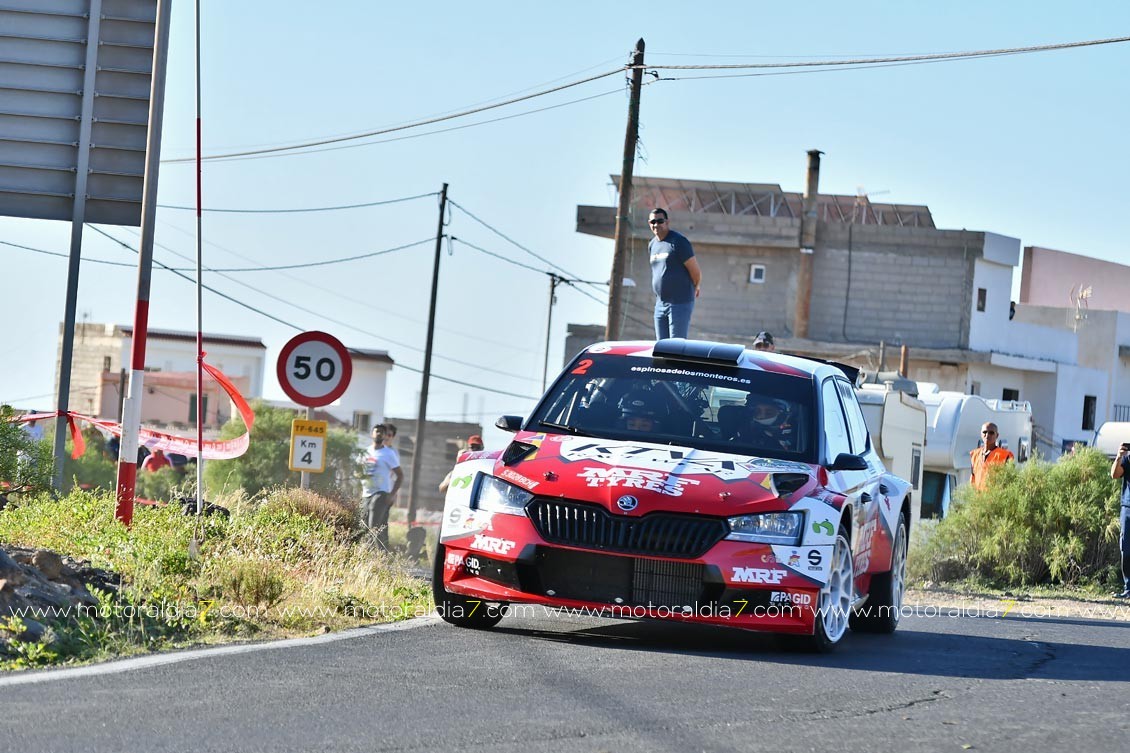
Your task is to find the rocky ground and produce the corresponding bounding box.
[0,545,119,651]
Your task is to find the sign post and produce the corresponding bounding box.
[276,332,352,488]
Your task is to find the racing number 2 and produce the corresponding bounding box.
[571,359,593,375]
[293,355,336,381]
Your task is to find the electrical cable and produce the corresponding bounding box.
[88,226,542,399]
[188,87,627,164]
[640,35,1130,70]
[156,191,438,213]
[162,67,624,163]
[1,236,433,274]
[153,216,541,357]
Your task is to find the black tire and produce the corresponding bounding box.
[786,525,854,653]
[432,542,508,630]
[851,513,908,634]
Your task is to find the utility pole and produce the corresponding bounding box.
[543,274,562,391]
[605,38,645,341]
[793,149,822,340]
[113,0,174,526]
[407,183,448,529]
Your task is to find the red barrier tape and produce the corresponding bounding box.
[9,359,255,461]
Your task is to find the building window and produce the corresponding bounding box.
[970,381,981,396]
[749,264,766,284]
[352,411,371,433]
[103,356,111,371]
[188,394,208,424]
[1002,388,1020,402]
[1115,404,1130,422]
[1082,395,1097,431]
[976,288,987,312]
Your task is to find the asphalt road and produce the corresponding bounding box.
[2,607,1129,753]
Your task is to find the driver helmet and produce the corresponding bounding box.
[618,390,661,432]
[749,396,784,426]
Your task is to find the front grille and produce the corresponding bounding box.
[534,548,709,608]
[526,498,727,559]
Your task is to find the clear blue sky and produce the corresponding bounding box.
[2,1,1128,448]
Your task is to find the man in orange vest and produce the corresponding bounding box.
[970,422,1015,490]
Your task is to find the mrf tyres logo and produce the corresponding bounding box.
[579,467,702,497]
[470,535,517,556]
[731,567,787,584]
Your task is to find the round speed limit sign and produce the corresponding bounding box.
[276,331,353,407]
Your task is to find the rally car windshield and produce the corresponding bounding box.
[529,354,817,463]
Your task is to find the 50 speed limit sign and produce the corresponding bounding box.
[276,331,353,407]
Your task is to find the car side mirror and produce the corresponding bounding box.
[495,415,524,433]
[828,452,869,471]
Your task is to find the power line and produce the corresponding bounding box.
[2,235,434,274]
[446,200,657,332]
[109,227,540,384]
[190,237,433,272]
[186,87,627,164]
[88,226,541,400]
[641,35,1130,70]
[156,191,438,213]
[1,239,136,268]
[162,67,625,163]
[450,236,549,276]
[153,216,542,357]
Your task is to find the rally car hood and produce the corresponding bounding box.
[491,430,815,517]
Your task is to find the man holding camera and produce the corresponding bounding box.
[1110,441,1130,598]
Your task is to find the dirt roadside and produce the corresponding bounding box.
[904,586,1130,621]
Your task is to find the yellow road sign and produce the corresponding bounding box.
[289,419,328,473]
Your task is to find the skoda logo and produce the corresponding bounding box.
[617,495,639,512]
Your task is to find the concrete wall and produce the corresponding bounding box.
[807,224,983,349]
[1021,246,1130,314]
[967,257,1015,352]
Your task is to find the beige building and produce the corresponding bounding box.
[571,157,1128,458]
[56,322,266,429]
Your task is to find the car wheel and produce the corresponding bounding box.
[851,513,908,634]
[786,525,853,653]
[432,542,508,630]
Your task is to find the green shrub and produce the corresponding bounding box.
[1,405,55,497]
[909,446,1122,587]
[203,401,361,498]
[0,486,431,670]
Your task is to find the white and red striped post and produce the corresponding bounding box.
[114,0,174,525]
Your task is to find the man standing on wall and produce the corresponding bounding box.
[649,208,702,340]
[969,422,1015,490]
[1109,441,1130,598]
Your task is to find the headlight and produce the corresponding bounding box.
[473,475,534,516]
[725,512,803,544]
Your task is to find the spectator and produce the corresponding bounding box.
[439,435,485,493]
[22,411,45,443]
[752,331,776,352]
[141,448,171,472]
[359,425,403,550]
[1109,441,1130,599]
[969,422,1014,490]
[648,208,702,340]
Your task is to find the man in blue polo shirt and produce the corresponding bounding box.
[648,208,702,340]
[1111,441,1130,598]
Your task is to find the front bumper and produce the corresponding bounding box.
[441,513,828,635]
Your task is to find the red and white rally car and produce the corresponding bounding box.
[433,338,911,651]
